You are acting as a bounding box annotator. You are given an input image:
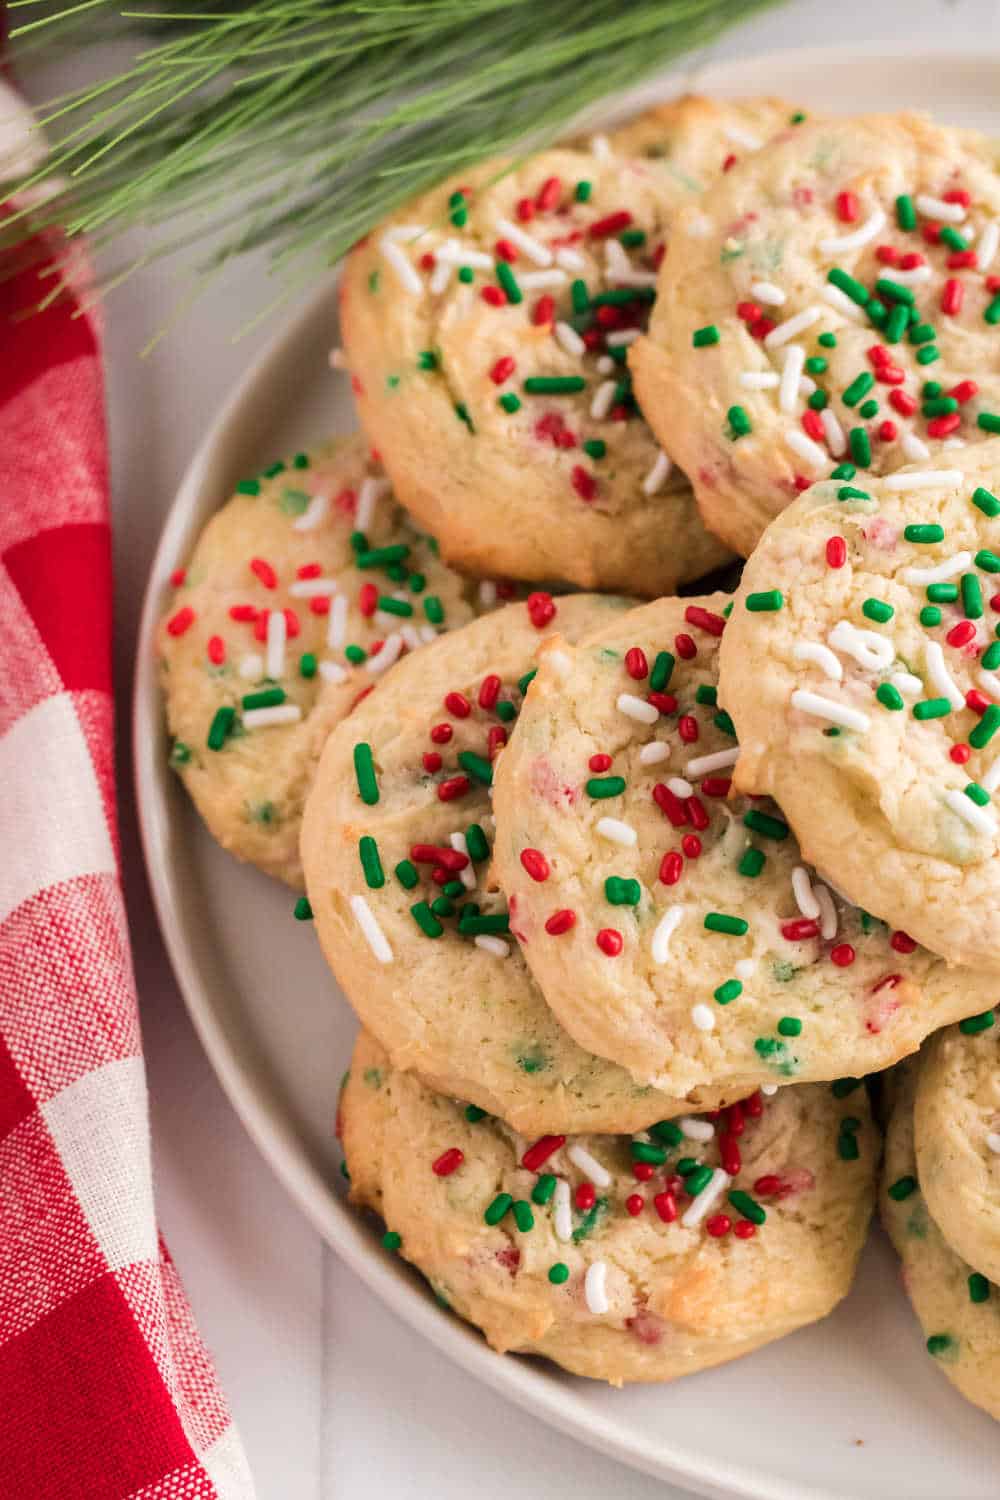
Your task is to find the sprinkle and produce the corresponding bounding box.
[885,469,963,491]
[971,706,1000,749]
[861,598,893,624]
[567,1145,611,1187]
[242,704,301,730]
[681,1167,731,1229]
[651,906,685,963]
[944,787,997,835]
[553,1179,573,1241]
[765,306,823,349]
[596,817,637,847]
[366,633,404,676]
[925,641,965,710]
[900,433,931,462]
[206,705,235,750]
[494,214,552,266]
[791,867,820,919]
[821,284,867,321]
[639,742,669,766]
[960,1010,996,1034]
[784,428,826,471]
[790,690,871,733]
[743,809,790,841]
[642,451,673,495]
[686,747,739,777]
[293,896,312,921]
[691,1003,715,1032]
[794,641,842,680]
[693,325,720,347]
[350,894,393,963]
[751,280,785,305]
[902,551,972,585]
[728,405,752,438]
[915,193,967,224]
[704,912,748,936]
[380,235,423,294]
[963,573,985,620]
[582,1261,610,1315]
[746,589,783,612]
[548,1262,569,1285]
[678,1116,714,1143]
[554,320,586,357]
[587,775,625,798]
[849,428,871,467]
[819,208,886,254]
[325,594,348,650]
[590,380,617,420]
[263,609,287,680]
[353,742,379,805]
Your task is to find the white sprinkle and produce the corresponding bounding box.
[400,624,422,651]
[319,660,348,685]
[591,132,612,160]
[293,490,330,532]
[828,620,894,672]
[799,374,817,397]
[778,344,806,414]
[818,207,886,255]
[734,958,755,980]
[429,258,453,295]
[725,123,762,150]
[519,269,568,290]
[685,746,739,777]
[738,370,780,389]
[820,406,847,457]
[617,692,659,724]
[596,356,615,374]
[435,243,493,269]
[265,609,286,679]
[606,328,641,348]
[591,379,617,420]
[681,1167,731,1229]
[290,576,338,599]
[366,632,404,676]
[943,787,997,836]
[764,305,822,350]
[979,669,1000,702]
[884,468,963,491]
[554,320,586,358]
[784,428,827,471]
[330,348,349,370]
[350,894,394,963]
[242,704,302,730]
[567,1144,612,1187]
[596,816,637,847]
[356,476,391,532]
[642,450,673,495]
[814,883,838,941]
[915,192,966,223]
[604,239,630,278]
[751,280,786,306]
[385,224,428,244]
[987,1130,1000,1154]
[494,215,553,266]
[984,758,1000,795]
[555,247,586,272]
[584,1261,610,1315]
[761,1083,779,1096]
[475,935,510,958]
[942,437,967,450]
[925,640,965,709]
[379,235,423,295]
[791,689,870,733]
[667,776,694,798]
[792,866,820,920]
[639,741,670,766]
[794,641,842,680]
[979,220,1000,272]
[652,906,685,964]
[885,263,933,285]
[891,670,923,698]
[900,433,931,463]
[821,284,867,322]
[449,831,477,890]
[902,551,972,585]
[553,1178,573,1242]
[327,593,348,649]
[478,580,497,609]
[612,268,659,289]
[238,653,263,680]
[691,1003,715,1032]
[678,1116,715,1143]
[419,625,438,644]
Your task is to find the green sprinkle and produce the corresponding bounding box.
[518,669,537,695]
[837,1130,860,1161]
[849,427,871,467]
[739,848,765,878]
[827,268,869,306]
[495,260,522,304]
[169,740,191,767]
[727,405,752,438]
[983,642,1000,672]
[808,389,829,411]
[913,698,951,720]
[349,531,367,554]
[862,598,894,623]
[548,1261,570,1284]
[978,413,1000,435]
[805,356,828,375]
[465,824,490,862]
[905,523,944,543]
[484,1193,512,1226]
[743,809,789,841]
[423,596,444,625]
[431,896,454,918]
[875,277,914,305]
[442,880,463,899]
[920,606,943,627]
[648,1120,683,1146]
[353,742,379,804]
[377,596,413,618]
[830,462,855,479]
[459,913,510,936]
[985,295,1000,326]
[207,705,235,750]
[746,589,783,612]
[512,1200,534,1232]
[408,572,426,594]
[457,266,474,284]
[916,346,941,365]
[395,859,418,890]
[574,179,592,202]
[876,682,905,712]
[838,486,870,501]
[728,1190,766,1225]
[533,1174,557,1205]
[454,401,474,431]
[631,1140,667,1165]
[677,1158,698,1176]
[790,110,807,123]
[896,194,916,230]
[499,392,521,413]
[777,1016,802,1037]
[382,1231,402,1251]
[523,375,585,395]
[976,550,1000,577]
[411,901,443,938]
[966,782,991,807]
[923,396,958,418]
[960,1010,995,1034]
[842,371,875,407]
[359,836,384,889]
[620,228,645,247]
[685,1165,714,1196]
[465,1104,487,1123]
[969,1273,991,1304]
[927,583,959,602]
[293,896,313,921]
[908,322,937,346]
[242,686,285,710]
[355,543,410,569]
[940,225,967,252]
[714,979,743,1005]
[832,1078,860,1098]
[417,349,438,371]
[457,750,492,786]
[884,303,910,343]
[818,331,837,348]
[605,876,641,906]
[962,573,984,619]
[582,438,605,459]
[888,1175,917,1202]
[859,399,879,419]
[650,652,674,692]
[704,912,749,936]
[587,775,625,799]
[496,700,516,723]
[714,710,737,738]
[236,478,261,496]
[926,1334,954,1358]
[693,324,720,347]
[571,278,589,314]
[298,651,318,680]
[695,684,717,706]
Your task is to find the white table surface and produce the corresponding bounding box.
[23,2,993,1494]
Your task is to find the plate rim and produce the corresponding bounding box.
[133,42,1000,1500]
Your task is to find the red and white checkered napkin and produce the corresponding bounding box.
[0,94,254,1500]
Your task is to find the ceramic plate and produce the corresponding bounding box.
[134,46,1000,1500]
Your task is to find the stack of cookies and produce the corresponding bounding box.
[159,97,1000,1402]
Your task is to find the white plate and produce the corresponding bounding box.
[135,46,1000,1500]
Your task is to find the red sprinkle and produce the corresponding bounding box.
[684,605,726,637]
[801,409,826,444]
[437,775,471,802]
[675,633,696,660]
[533,294,555,327]
[419,252,436,272]
[207,634,225,665]
[494,238,517,263]
[358,581,379,617]
[589,753,612,772]
[835,190,859,222]
[891,931,917,954]
[927,412,962,439]
[706,1214,731,1238]
[444,691,471,719]
[681,833,702,859]
[701,777,731,798]
[781,918,820,942]
[653,783,689,827]
[166,606,195,637]
[722,152,738,172]
[520,848,550,882]
[432,1148,464,1177]
[633,1161,655,1182]
[659,851,683,886]
[749,315,776,341]
[487,726,508,759]
[686,796,709,831]
[647,692,678,715]
[733,1221,756,1240]
[423,752,442,772]
[826,535,847,569]
[283,608,300,639]
[947,620,977,648]
[522,1135,565,1172]
[596,928,623,956]
[309,597,330,617]
[736,300,762,323]
[410,844,469,871]
[949,380,978,403]
[588,210,632,239]
[571,465,597,501]
[535,176,561,211]
[625,647,649,680]
[878,420,898,442]
[626,1194,645,1217]
[490,355,516,385]
[545,909,576,936]
[250,557,277,589]
[678,714,699,744]
[889,388,917,417]
[830,944,856,967]
[950,743,972,764]
[944,188,971,206]
[899,251,925,270]
[720,1133,741,1177]
[575,1182,596,1211]
[875,244,899,265]
[516,197,535,223]
[653,1191,677,1224]
[754,1175,782,1197]
[481,285,507,307]
[744,1091,764,1119]
[527,592,556,629]
[430,723,453,744]
[966,689,990,716]
[297,562,322,580]
[478,674,501,710]
[169,567,186,588]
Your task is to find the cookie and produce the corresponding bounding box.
[341,1030,877,1385]
[631,112,1000,556]
[159,435,486,888]
[340,144,731,594]
[301,594,760,1134]
[915,1018,1000,1284]
[719,450,1000,972]
[490,594,994,1096]
[882,1062,1000,1423]
[605,93,805,179]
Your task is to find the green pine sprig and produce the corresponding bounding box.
[3,0,782,328]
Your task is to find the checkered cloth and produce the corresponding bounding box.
[0,72,254,1500]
